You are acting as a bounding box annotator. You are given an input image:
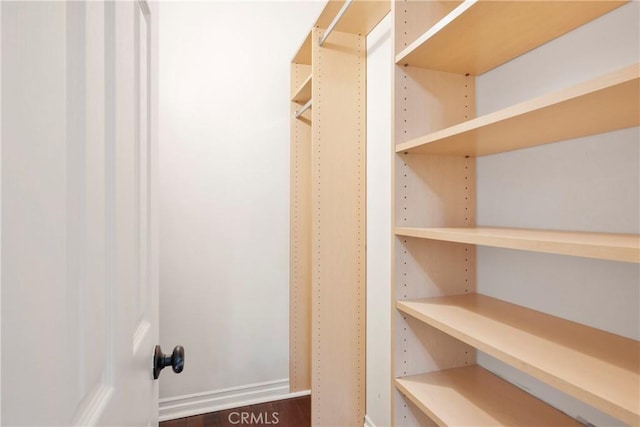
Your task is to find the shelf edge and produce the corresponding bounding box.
[395,226,640,263]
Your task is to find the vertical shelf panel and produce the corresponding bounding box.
[392,7,478,423]
[395,154,476,228]
[392,1,479,425]
[290,2,389,421]
[289,63,312,392]
[394,0,462,58]
[311,27,366,427]
[394,66,475,146]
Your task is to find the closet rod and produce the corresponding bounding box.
[295,99,313,118]
[318,0,353,46]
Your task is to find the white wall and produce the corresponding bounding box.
[158,1,324,419]
[366,13,392,427]
[476,3,639,426]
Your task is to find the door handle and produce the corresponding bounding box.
[153,345,184,379]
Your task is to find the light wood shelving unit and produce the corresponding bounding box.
[391,1,639,426]
[289,2,389,426]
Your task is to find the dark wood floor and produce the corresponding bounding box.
[160,396,310,427]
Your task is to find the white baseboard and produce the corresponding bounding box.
[158,379,310,422]
[364,414,377,427]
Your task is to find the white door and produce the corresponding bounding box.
[1,1,163,425]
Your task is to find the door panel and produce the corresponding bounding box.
[82,0,108,404]
[69,1,111,420]
[2,2,75,424]
[1,1,159,425]
[135,0,152,349]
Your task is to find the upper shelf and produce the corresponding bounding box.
[397,294,640,426]
[396,365,581,426]
[316,0,390,39]
[292,32,312,65]
[292,73,312,104]
[395,226,640,263]
[292,1,390,64]
[395,0,628,74]
[396,64,640,156]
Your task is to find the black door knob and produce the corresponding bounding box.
[153,345,184,379]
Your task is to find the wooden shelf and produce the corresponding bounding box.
[395,64,640,156]
[291,73,312,104]
[396,366,580,427]
[395,0,627,74]
[292,32,312,65]
[316,0,390,38]
[395,226,640,264]
[396,294,640,426]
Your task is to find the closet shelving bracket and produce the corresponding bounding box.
[318,0,353,46]
[295,99,312,119]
